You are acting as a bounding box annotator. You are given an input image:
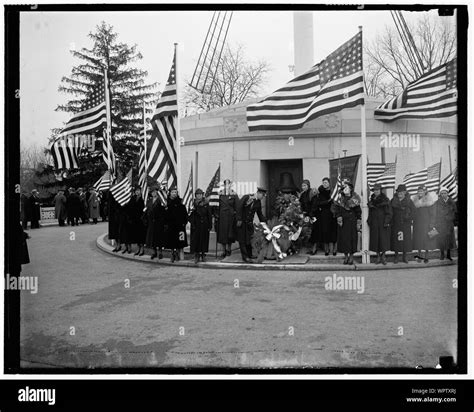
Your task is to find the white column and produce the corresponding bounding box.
[293,11,314,77]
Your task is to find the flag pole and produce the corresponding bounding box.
[174,42,182,195]
[359,25,369,264]
[104,67,113,180]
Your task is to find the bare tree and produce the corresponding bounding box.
[183,44,270,115]
[365,14,456,98]
[20,143,49,193]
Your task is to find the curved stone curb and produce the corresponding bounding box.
[96,233,457,272]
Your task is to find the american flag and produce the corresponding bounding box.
[403,162,441,195]
[57,82,107,138]
[138,127,152,204]
[93,170,112,192]
[246,31,364,131]
[102,128,116,178]
[110,168,133,206]
[50,135,81,170]
[205,165,221,207]
[367,162,397,190]
[182,164,193,212]
[147,49,178,189]
[330,167,342,202]
[440,169,458,201]
[374,58,457,121]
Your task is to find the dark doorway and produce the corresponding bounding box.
[265,159,303,215]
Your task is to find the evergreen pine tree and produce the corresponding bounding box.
[51,21,157,188]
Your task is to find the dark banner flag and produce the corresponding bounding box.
[329,154,360,190]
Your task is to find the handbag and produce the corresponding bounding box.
[427,228,439,239]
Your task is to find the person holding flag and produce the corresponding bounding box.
[312,177,338,256]
[189,188,213,264]
[164,187,188,263]
[129,187,146,256]
[144,186,167,260]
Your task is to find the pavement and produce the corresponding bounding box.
[19,222,458,370]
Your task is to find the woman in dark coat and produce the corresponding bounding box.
[412,185,436,263]
[164,187,188,262]
[390,184,415,263]
[118,194,133,254]
[298,179,312,216]
[190,188,213,263]
[215,179,239,257]
[54,190,67,226]
[128,187,146,256]
[331,183,361,264]
[431,187,456,260]
[144,187,166,259]
[367,184,392,264]
[312,177,338,256]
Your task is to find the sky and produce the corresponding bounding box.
[19,8,453,148]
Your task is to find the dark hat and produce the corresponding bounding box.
[257,187,267,194]
[169,186,178,192]
[302,179,311,188]
[396,184,407,193]
[195,188,204,195]
[372,183,382,191]
[346,182,354,190]
[150,185,159,193]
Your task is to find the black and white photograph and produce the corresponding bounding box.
[4,2,467,386]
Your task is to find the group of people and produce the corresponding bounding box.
[26,174,457,266]
[53,187,103,226]
[297,178,456,265]
[21,187,106,229]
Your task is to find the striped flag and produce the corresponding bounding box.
[182,164,193,212]
[374,58,457,121]
[246,31,364,131]
[440,170,457,201]
[367,162,397,190]
[50,136,80,170]
[102,128,116,178]
[93,170,112,192]
[138,144,149,203]
[110,168,133,206]
[57,81,107,138]
[403,162,441,195]
[147,49,178,189]
[205,165,221,207]
[330,169,342,202]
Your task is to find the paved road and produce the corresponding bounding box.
[19,223,458,370]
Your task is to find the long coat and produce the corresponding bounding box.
[332,193,362,254]
[54,193,67,221]
[312,185,337,244]
[66,193,81,219]
[88,192,100,219]
[298,189,312,216]
[367,192,392,252]
[128,195,146,244]
[108,191,120,240]
[412,192,436,251]
[236,194,266,245]
[144,197,166,248]
[164,196,188,249]
[390,195,415,253]
[118,203,131,244]
[431,196,457,250]
[216,191,239,244]
[79,192,88,219]
[20,224,30,265]
[190,199,212,253]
